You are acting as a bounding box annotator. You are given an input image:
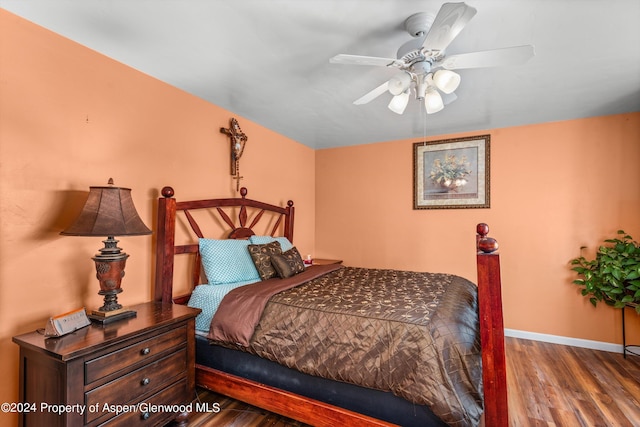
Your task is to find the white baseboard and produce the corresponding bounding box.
[504,328,625,354]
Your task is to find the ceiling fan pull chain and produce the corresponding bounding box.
[422,101,428,146]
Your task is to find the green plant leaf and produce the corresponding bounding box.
[626,271,640,280]
[569,230,640,309]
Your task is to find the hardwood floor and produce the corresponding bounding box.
[506,337,640,426]
[184,337,640,426]
[186,390,309,427]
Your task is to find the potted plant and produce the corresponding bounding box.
[570,230,640,314]
[429,154,471,192]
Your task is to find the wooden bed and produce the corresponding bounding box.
[154,186,507,427]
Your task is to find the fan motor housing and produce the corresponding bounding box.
[404,12,436,37]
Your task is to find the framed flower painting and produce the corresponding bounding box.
[413,135,490,209]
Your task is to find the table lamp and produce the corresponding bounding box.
[61,178,152,324]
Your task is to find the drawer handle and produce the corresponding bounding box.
[141,412,150,420]
[141,347,151,356]
[141,377,150,386]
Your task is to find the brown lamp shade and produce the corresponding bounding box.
[61,184,152,237]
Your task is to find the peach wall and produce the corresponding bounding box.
[316,112,640,346]
[0,10,314,423]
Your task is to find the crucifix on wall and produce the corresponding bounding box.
[220,118,248,191]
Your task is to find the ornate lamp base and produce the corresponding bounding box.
[89,236,137,324]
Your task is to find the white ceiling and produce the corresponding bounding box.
[2,0,639,149]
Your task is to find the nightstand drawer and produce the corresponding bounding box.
[85,325,186,384]
[85,349,187,423]
[97,377,189,426]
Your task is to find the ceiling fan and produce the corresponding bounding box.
[329,2,535,115]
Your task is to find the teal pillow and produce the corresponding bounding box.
[249,235,293,252]
[199,239,260,284]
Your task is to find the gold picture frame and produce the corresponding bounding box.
[413,135,490,209]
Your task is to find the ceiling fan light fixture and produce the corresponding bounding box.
[388,90,410,114]
[331,3,536,116]
[433,70,461,94]
[424,88,444,114]
[388,72,412,96]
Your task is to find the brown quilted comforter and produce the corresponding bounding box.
[209,265,483,426]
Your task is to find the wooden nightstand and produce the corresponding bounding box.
[12,302,201,427]
[310,258,343,265]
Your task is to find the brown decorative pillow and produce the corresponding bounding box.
[271,246,306,279]
[248,241,282,280]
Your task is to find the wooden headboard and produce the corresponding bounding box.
[154,186,294,305]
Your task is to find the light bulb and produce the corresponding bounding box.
[433,70,461,94]
[388,73,412,96]
[424,88,444,114]
[388,90,410,114]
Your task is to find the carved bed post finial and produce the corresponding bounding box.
[240,187,248,199]
[477,223,489,238]
[477,223,499,253]
[161,186,175,198]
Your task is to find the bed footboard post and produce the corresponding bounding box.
[475,223,508,427]
[284,200,294,243]
[154,187,177,304]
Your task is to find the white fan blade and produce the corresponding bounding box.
[330,54,400,67]
[439,45,535,70]
[354,81,390,105]
[422,2,477,52]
